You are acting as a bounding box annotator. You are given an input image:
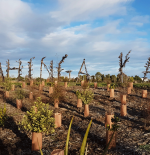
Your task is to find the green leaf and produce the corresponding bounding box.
[64,115,74,155]
[18,98,55,134]
[80,119,92,155]
[37,138,43,155]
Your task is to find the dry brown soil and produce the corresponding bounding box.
[0,84,150,155]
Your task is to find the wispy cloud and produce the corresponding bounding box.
[128,15,150,27]
[131,15,150,23]
[49,0,133,22]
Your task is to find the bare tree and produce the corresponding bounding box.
[0,62,5,82]
[142,56,150,82]
[49,60,53,82]
[16,59,23,81]
[43,62,49,77]
[118,50,131,83]
[28,57,35,80]
[40,57,46,82]
[56,54,68,82]
[6,59,10,78]
[6,59,23,81]
[40,57,54,82]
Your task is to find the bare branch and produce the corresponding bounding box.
[57,54,68,82]
[118,50,131,83]
[142,56,150,81]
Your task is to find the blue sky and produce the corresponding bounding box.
[0,0,150,79]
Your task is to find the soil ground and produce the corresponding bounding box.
[0,82,150,155]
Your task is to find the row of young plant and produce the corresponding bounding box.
[0,77,148,154]
[0,76,148,106]
[0,76,145,126]
[0,78,121,154]
[2,76,149,91]
[38,111,121,155]
[0,99,119,154]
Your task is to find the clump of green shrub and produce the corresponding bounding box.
[63,77,69,82]
[46,82,54,87]
[109,83,116,89]
[18,97,55,134]
[0,104,8,127]
[35,77,45,82]
[76,83,81,86]
[13,82,22,88]
[80,89,94,105]
[76,90,83,99]
[3,82,12,91]
[34,82,40,86]
[26,82,30,85]
[128,77,134,82]
[15,88,26,100]
[0,77,12,91]
[11,78,16,80]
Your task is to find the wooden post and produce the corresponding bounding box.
[65,70,72,82]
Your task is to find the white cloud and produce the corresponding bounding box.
[93,41,120,51]
[120,26,147,35]
[0,0,32,23]
[49,0,133,22]
[88,19,122,36]
[0,0,32,50]
[128,22,143,27]
[128,15,150,27]
[0,0,67,49]
[131,15,150,23]
[41,26,84,47]
[0,0,150,79]
[63,24,91,34]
